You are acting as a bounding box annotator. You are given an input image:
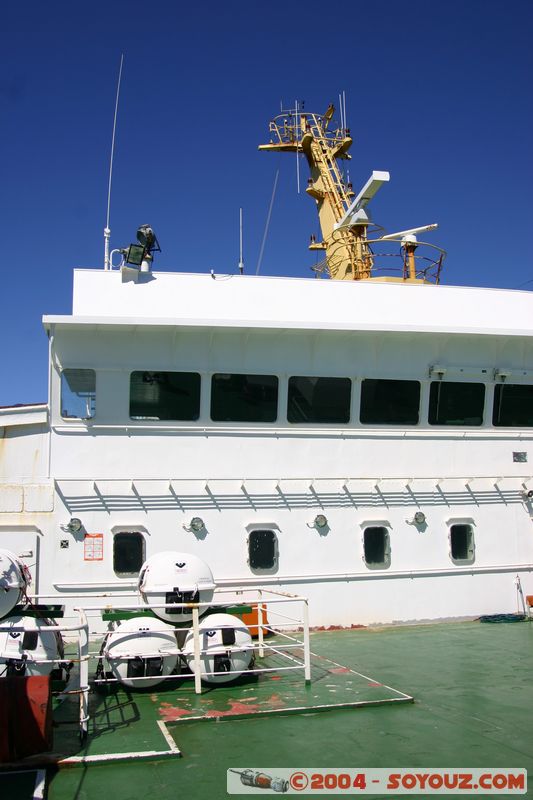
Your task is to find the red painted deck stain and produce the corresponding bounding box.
[266,693,286,708]
[158,702,195,721]
[205,699,261,717]
[328,667,351,674]
[311,624,366,631]
[159,695,266,720]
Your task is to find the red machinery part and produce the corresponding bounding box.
[0,675,53,761]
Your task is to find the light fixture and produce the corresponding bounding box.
[60,517,83,534]
[183,517,205,533]
[121,225,161,269]
[429,365,446,380]
[124,243,145,266]
[494,368,511,383]
[313,514,328,529]
[136,224,160,255]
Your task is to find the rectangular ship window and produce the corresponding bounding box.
[130,371,201,420]
[493,384,533,427]
[248,529,278,571]
[360,379,420,425]
[113,532,145,576]
[61,369,96,419]
[449,524,475,564]
[429,381,485,425]
[287,376,351,423]
[363,526,391,569]
[211,374,278,422]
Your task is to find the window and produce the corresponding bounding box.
[360,379,420,425]
[130,371,200,420]
[248,529,278,571]
[493,384,533,427]
[449,524,475,564]
[363,526,391,569]
[61,369,95,419]
[211,374,278,422]
[113,532,145,576]
[429,381,485,426]
[287,376,351,423]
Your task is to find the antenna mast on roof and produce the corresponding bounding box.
[342,90,347,131]
[104,54,124,270]
[238,208,244,274]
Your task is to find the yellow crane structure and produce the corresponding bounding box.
[259,104,444,283]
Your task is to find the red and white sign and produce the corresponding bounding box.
[84,533,104,561]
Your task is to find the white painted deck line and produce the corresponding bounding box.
[33,770,46,800]
[0,769,46,799]
[0,720,181,768]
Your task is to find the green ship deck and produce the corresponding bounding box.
[2,620,532,798]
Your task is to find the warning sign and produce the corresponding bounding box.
[84,533,104,561]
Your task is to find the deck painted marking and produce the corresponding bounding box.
[157,719,180,753]
[33,770,46,800]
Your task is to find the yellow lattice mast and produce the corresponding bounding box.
[259,104,444,282]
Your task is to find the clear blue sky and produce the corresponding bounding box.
[2,0,532,406]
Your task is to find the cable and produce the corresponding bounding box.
[256,168,280,275]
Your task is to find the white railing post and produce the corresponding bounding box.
[302,600,311,684]
[257,591,265,659]
[78,608,90,739]
[192,605,202,695]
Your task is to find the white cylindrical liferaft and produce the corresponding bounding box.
[104,616,179,689]
[182,613,254,685]
[138,551,215,623]
[0,615,65,677]
[0,549,30,620]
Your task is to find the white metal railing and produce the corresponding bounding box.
[52,473,533,485]
[50,421,533,437]
[0,609,91,737]
[49,562,533,596]
[0,588,310,739]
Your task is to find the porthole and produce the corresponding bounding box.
[363,526,391,569]
[449,524,475,565]
[248,529,278,572]
[113,532,145,577]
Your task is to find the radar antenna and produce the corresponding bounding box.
[259,104,443,283]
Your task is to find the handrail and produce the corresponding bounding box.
[313,236,446,283]
[0,589,312,738]
[267,111,347,149]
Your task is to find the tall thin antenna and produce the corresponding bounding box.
[342,90,347,131]
[256,169,279,275]
[338,92,344,130]
[238,207,244,274]
[295,99,300,194]
[104,54,124,270]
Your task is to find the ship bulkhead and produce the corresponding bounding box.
[1,268,532,627]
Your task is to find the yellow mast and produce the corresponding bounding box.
[259,104,443,283]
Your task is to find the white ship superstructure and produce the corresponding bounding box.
[1,268,532,626]
[1,104,532,628]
